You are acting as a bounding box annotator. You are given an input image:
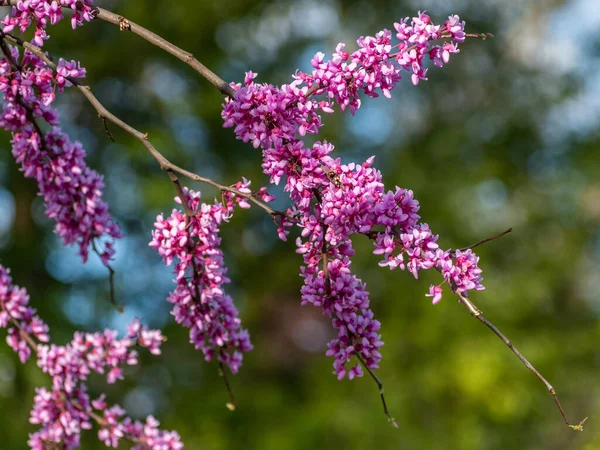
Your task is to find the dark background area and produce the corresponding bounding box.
[0,0,599,449]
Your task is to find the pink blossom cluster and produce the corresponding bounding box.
[0,262,49,362]
[221,72,324,150]
[298,11,465,114]
[1,0,96,47]
[0,264,182,449]
[0,44,121,264]
[222,12,482,379]
[297,216,382,380]
[93,401,183,450]
[149,187,254,373]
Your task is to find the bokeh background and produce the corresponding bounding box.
[1,0,599,449]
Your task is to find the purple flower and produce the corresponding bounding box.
[426,285,444,305]
[220,12,480,381]
[0,264,168,450]
[0,46,121,264]
[150,189,253,373]
[0,265,48,362]
[1,0,96,47]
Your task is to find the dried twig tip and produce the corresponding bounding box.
[568,417,587,431]
[465,32,494,40]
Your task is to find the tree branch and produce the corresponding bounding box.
[168,171,240,409]
[0,0,235,97]
[441,225,585,431]
[1,33,291,221]
[448,285,587,431]
[92,6,236,97]
[0,34,127,309]
[360,226,586,430]
[456,227,513,253]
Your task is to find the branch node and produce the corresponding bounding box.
[119,17,132,31]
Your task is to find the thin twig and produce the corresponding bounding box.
[168,171,207,322]
[321,224,329,278]
[354,350,398,428]
[450,287,586,431]
[365,223,584,430]
[465,32,494,40]
[218,357,237,411]
[167,171,206,314]
[167,170,195,217]
[102,117,115,142]
[91,240,123,312]
[9,317,38,350]
[451,228,584,430]
[456,227,513,252]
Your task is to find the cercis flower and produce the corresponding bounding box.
[222,12,482,378]
[0,45,121,264]
[28,386,92,450]
[426,285,443,305]
[288,11,467,117]
[297,213,383,380]
[441,248,484,293]
[0,265,48,363]
[122,415,183,450]
[28,387,184,450]
[97,404,126,447]
[1,0,96,47]
[55,58,86,91]
[93,403,183,450]
[150,188,253,373]
[393,11,464,85]
[445,15,467,42]
[319,157,386,242]
[0,263,179,450]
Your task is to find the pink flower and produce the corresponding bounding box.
[150,189,253,373]
[220,12,480,381]
[426,285,444,305]
[1,0,96,47]
[0,46,121,265]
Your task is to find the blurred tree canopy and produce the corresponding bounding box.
[0,0,599,449]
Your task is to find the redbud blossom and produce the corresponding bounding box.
[0,264,180,449]
[222,13,481,378]
[150,188,254,373]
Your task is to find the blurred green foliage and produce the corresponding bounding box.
[0,0,599,449]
